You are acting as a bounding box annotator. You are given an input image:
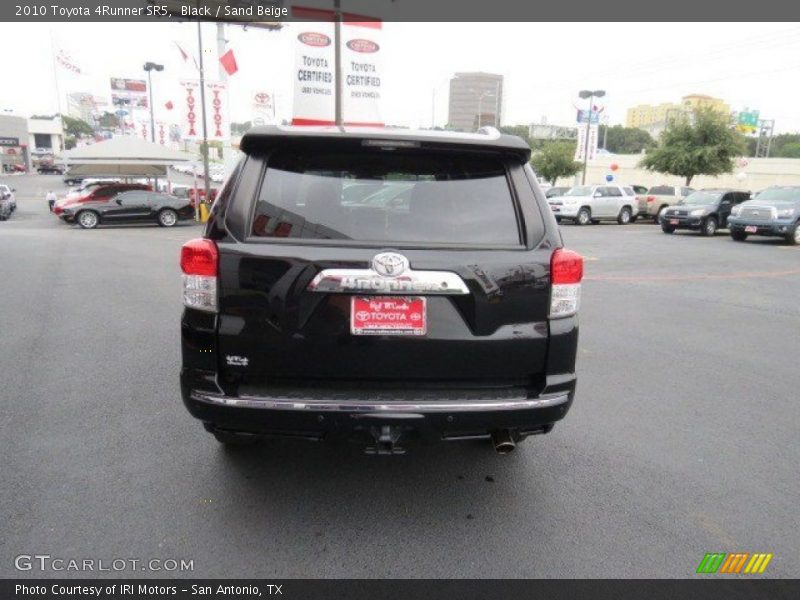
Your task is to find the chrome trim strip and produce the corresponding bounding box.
[191,391,569,412]
[307,267,470,295]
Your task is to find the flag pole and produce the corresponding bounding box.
[196,15,212,211]
[49,30,63,120]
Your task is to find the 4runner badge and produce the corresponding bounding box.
[226,355,249,367]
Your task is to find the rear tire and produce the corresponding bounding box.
[731,230,748,242]
[701,217,718,237]
[655,206,668,224]
[77,210,99,229]
[576,207,591,226]
[157,208,178,227]
[617,206,632,225]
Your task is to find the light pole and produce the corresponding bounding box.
[578,89,605,184]
[143,62,164,143]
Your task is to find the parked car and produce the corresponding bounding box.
[639,185,694,222]
[0,191,12,221]
[548,184,638,225]
[179,125,583,453]
[0,184,16,212]
[727,186,800,245]
[661,189,751,236]
[62,190,194,229]
[53,183,151,217]
[545,186,570,199]
[37,163,64,175]
[62,173,86,185]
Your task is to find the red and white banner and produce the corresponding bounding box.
[575,124,599,162]
[180,80,230,141]
[252,91,275,126]
[290,11,384,127]
[341,21,383,127]
[291,24,336,126]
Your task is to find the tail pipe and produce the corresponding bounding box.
[491,430,516,454]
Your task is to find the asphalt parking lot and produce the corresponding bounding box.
[1,173,798,578]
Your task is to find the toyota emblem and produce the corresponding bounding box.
[371,252,409,278]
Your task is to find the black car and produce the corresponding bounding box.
[63,190,194,229]
[37,164,65,175]
[661,189,750,236]
[727,186,800,245]
[179,126,582,454]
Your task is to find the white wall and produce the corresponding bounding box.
[552,154,800,192]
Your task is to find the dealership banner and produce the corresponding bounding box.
[574,123,599,162]
[341,21,383,126]
[291,19,383,126]
[180,80,230,141]
[110,77,148,109]
[252,91,276,126]
[291,24,336,126]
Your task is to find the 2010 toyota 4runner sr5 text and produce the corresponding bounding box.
[180,126,582,454]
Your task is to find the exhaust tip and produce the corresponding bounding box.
[491,430,516,454]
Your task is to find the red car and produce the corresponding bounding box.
[54,183,152,221]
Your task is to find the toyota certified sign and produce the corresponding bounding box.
[298,32,331,47]
[346,39,380,53]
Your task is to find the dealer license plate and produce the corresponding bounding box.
[745,225,758,233]
[670,219,679,225]
[351,296,427,336]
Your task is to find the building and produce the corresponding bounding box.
[447,72,503,131]
[682,94,730,115]
[625,94,732,138]
[529,123,578,141]
[28,117,64,155]
[0,114,30,172]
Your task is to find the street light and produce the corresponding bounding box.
[143,62,164,143]
[578,89,605,184]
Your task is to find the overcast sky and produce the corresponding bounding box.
[2,22,799,133]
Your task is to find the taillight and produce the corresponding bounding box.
[646,195,655,203]
[550,248,583,318]
[181,238,218,312]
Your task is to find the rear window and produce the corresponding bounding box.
[250,150,521,245]
[648,186,675,195]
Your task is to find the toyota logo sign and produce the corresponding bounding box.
[371,252,409,278]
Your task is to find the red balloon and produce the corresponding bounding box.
[610,163,619,172]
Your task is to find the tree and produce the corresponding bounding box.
[599,125,655,154]
[62,115,94,138]
[530,141,582,185]
[230,121,253,136]
[96,112,120,129]
[639,108,745,185]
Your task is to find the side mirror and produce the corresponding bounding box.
[116,198,123,205]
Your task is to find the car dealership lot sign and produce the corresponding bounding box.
[291,16,384,126]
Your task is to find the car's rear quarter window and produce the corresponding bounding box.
[250,149,522,245]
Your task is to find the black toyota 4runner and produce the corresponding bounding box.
[180,126,582,454]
